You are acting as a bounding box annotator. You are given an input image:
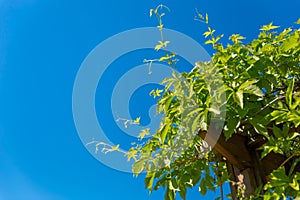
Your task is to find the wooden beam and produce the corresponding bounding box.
[198,130,252,170]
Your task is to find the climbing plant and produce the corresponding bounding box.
[102,5,300,200]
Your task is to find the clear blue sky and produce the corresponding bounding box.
[0,0,299,200]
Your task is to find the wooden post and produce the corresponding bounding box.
[198,130,262,198]
[226,151,266,199]
[198,129,299,198]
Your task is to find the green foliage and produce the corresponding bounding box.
[132,9,300,198]
[259,22,280,31]
[103,7,300,200]
[115,116,141,128]
[263,165,300,200]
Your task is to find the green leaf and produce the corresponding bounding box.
[272,126,282,138]
[159,53,175,61]
[294,118,300,127]
[126,147,137,161]
[260,22,280,31]
[133,117,141,124]
[164,95,173,112]
[234,90,244,109]
[269,166,289,182]
[296,18,300,25]
[197,13,204,20]
[199,179,207,195]
[160,120,171,143]
[111,144,120,151]
[150,89,163,98]
[250,118,268,137]
[138,128,150,140]
[238,79,259,91]
[132,158,146,176]
[154,41,169,51]
[165,187,175,200]
[224,117,239,140]
[191,113,201,134]
[203,27,215,38]
[288,132,300,140]
[229,34,245,43]
[243,85,264,97]
[154,43,163,51]
[178,185,187,200]
[206,107,221,115]
[286,78,294,108]
[281,34,299,51]
[204,39,214,45]
[157,24,164,31]
[261,144,277,158]
[289,178,300,191]
[269,110,288,124]
[145,171,156,192]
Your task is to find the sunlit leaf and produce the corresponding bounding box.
[260,22,280,31]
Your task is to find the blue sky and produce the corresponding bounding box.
[0,0,299,200]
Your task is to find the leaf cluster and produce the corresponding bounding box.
[131,9,300,200]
